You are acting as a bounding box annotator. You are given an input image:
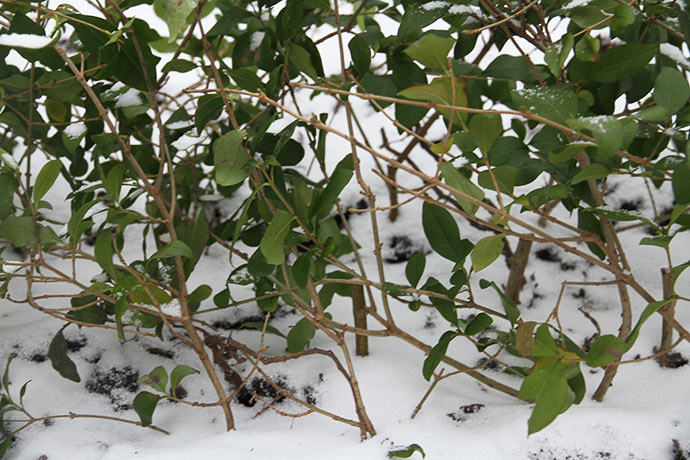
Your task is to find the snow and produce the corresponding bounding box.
[249,32,265,52]
[166,120,194,130]
[660,43,690,69]
[0,33,53,49]
[63,123,87,139]
[115,89,143,108]
[1,152,18,169]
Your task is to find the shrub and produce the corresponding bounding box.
[1,0,689,451]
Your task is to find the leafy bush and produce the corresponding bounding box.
[1,0,690,452]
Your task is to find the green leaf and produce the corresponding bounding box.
[103,164,124,202]
[568,116,624,159]
[639,235,673,248]
[404,33,454,70]
[158,0,198,42]
[348,34,370,74]
[0,436,12,458]
[397,76,467,124]
[293,252,313,290]
[440,162,484,215]
[398,2,448,41]
[289,44,318,81]
[133,391,162,426]
[575,44,658,83]
[571,163,610,184]
[388,443,426,459]
[423,330,458,381]
[33,160,62,204]
[574,34,600,62]
[213,130,250,187]
[511,86,577,125]
[170,364,199,393]
[286,317,316,353]
[465,313,493,336]
[471,235,504,272]
[545,34,574,76]
[422,202,467,263]
[625,299,672,349]
[94,230,116,279]
[162,59,196,73]
[277,0,303,40]
[405,252,426,288]
[260,209,295,265]
[520,359,574,434]
[586,334,626,367]
[138,366,168,393]
[151,240,193,260]
[548,141,596,164]
[592,207,654,227]
[469,113,502,154]
[311,155,353,219]
[48,326,81,383]
[0,216,36,247]
[672,159,690,204]
[481,280,520,324]
[532,324,560,357]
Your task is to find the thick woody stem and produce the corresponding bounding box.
[351,284,369,357]
[505,239,533,306]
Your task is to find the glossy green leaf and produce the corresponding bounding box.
[397,76,467,123]
[48,326,80,383]
[568,116,624,159]
[577,44,657,83]
[469,113,502,154]
[672,159,690,204]
[471,235,504,272]
[311,155,353,219]
[0,216,36,247]
[286,317,316,353]
[151,240,193,260]
[511,86,577,125]
[405,252,426,288]
[162,59,196,73]
[545,34,574,76]
[33,160,62,204]
[571,163,610,184]
[481,280,520,324]
[398,2,448,41]
[404,33,454,70]
[170,364,199,393]
[586,334,626,367]
[213,129,250,187]
[440,162,484,216]
[465,313,493,336]
[423,330,458,381]
[388,443,426,459]
[139,366,168,393]
[289,44,318,80]
[520,359,574,434]
[260,209,295,265]
[133,391,162,426]
[348,34,370,74]
[94,230,116,279]
[158,0,198,42]
[421,202,465,263]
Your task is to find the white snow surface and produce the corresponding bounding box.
[115,89,143,108]
[63,123,87,139]
[0,33,53,49]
